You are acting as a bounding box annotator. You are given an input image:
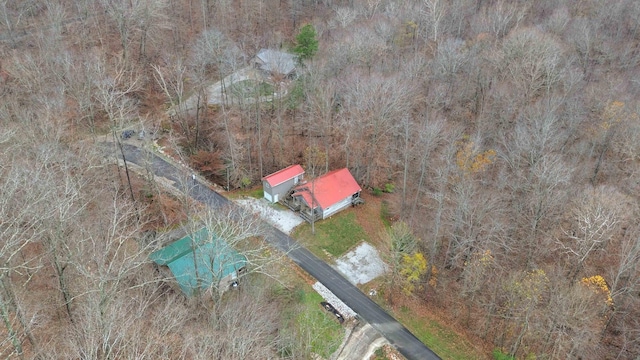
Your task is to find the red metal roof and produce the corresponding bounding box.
[292,168,361,210]
[262,165,305,187]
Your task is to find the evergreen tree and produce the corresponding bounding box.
[294,24,318,62]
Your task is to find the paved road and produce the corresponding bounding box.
[111,143,441,360]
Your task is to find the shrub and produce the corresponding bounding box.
[380,200,392,227]
[240,177,252,188]
[493,348,516,360]
[160,119,172,132]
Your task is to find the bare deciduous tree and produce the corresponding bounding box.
[334,6,358,28]
[558,186,622,281]
[0,138,57,358]
[67,190,154,360]
[421,0,448,43]
[541,273,608,359]
[101,0,169,63]
[94,57,142,202]
[500,27,565,102]
[340,72,415,186]
[481,0,528,40]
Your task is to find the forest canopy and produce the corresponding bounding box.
[1,0,640,359]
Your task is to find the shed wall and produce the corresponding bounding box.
[263,181,274,202]
[264,176,301,203]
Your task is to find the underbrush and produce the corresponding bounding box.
[389,299,487,360]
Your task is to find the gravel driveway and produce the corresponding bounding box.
[235,197,304,234]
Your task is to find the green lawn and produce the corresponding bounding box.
[230,80,275,98]
[275,281,344,358]
[227,186,263,199]
[292,211,368,259]
[297,288,344,357]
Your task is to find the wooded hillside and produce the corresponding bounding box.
[1,0,640,358]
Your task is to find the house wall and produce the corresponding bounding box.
[214,271,236,295]
[321,196,354,219]
[216,265,247,295]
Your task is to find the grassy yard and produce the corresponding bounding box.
[292,211,369,259]
[296,287,344,357]
[226,186,263,199]
[230,79,275,98]
[275,276,344,358]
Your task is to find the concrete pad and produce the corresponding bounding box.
[335,242,388,285]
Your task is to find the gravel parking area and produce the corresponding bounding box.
[235,197,304,234]
[335,242,388,285]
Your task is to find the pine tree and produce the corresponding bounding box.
[294,24,318,62]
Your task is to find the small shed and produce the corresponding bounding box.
[291,168,362,222]
[254,49,297,77]
[149,228,247,296]
[262,164,305,203]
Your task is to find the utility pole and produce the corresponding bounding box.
[311,179,315,235]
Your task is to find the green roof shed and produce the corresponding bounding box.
[149,228,247,296]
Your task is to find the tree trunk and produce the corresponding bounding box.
[52,250,73,322]
[256,98,263,178]
[0,277,24,359]
[113,132,136,203]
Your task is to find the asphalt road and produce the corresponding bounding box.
[110,142,441,360]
